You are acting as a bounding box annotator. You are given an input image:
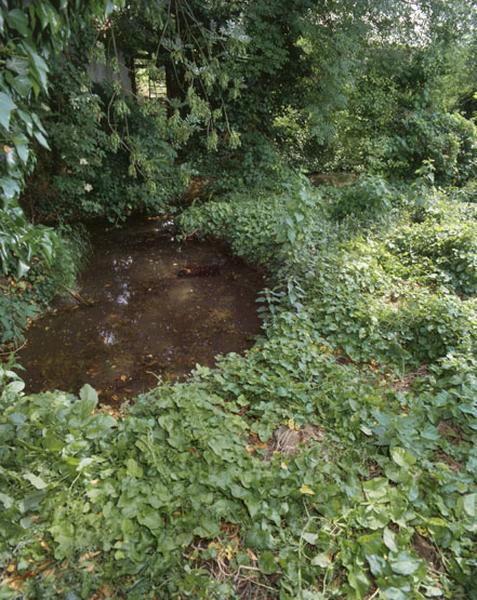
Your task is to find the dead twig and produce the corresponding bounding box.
[64,288,95,307]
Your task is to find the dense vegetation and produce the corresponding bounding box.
[1,0,477,598]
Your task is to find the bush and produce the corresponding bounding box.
[327,175,395,222]
[388,218,477,297]
[397,111,477,185]
[0,219,87,345]
[22,60,189,224]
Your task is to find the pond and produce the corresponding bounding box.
[17,218,264,404]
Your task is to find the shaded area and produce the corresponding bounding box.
[17,219,264,404]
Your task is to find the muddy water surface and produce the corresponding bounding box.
[18,219,264,403]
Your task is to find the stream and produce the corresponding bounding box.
[17,218,264,404]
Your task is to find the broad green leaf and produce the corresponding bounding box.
[383,526,398,552]
[347,568,370,595]
[363,477,389,500]
[463,493,476,517]
[17,109,33,134]
[390,552,420,575]
[7,9,29,36]
[31,112,46,134]
[0,176,21,200]
[28,50,49,89]
[0,92,17,130]
[382,588,409,600]
[6,380,25,394]
[77,457,94,471]
[17,259,30,279]
[126,458,143,478]
[23,472,48,490]
[6,56,29,75]
[244,495,261,518]
[79,383,98,405]
[303,532,318,545]
[105,0,116,16]
[33,130,50,149]
[11,74,33,96]
[13,134,29,163]
[366,553,386,576]
[423,585,443,597]
[0,493,13,508]
[390,446,416,468]
[311,553,331,568]
[258,550,277,574]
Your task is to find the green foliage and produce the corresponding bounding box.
[22,51,189,224]
[449,178,477,203]
[0,1,123,203]
[387,218,477,297]
[334,41,477,182]
[397,112,477,185]
[2,0,477,597]
[327,176,395,222]
[2,180,476,598]
[0,224,87,345]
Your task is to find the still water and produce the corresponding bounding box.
[18,219,264,403]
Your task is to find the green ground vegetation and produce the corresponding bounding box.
[1,179,477,598]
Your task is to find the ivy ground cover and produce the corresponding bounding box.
[1,178,476,599]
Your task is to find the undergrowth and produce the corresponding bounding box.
[0,224,89,347]
[1,178,476,599]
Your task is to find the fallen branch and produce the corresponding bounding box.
[64,288,95,307]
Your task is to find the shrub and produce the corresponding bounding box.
[327,176,395,222]
[397,111,477,185]
[387,219,477,297]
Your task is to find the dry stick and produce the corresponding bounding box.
[0,340,27,356]
[65,288,94,306]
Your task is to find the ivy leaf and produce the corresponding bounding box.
[24,472,48,490]
[383,526,398,552]
[390,552,420,575]
[79,383,98,405]
[0,92,17,131]
[302,532,318,545]
[463,493,476,517]
[390,446,416,468]
[311,552,331,568]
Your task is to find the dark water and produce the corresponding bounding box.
[18,219,264,404]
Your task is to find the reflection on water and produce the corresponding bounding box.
[18,218,264,404]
